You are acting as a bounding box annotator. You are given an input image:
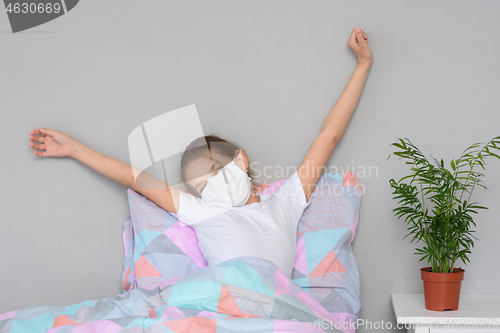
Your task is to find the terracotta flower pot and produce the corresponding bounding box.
[420,267,465,311]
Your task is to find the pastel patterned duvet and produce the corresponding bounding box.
[0,172,361,333]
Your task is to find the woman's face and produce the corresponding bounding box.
[184,150,247,197]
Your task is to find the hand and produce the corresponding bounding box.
[29,127,76,158]
[348,27,373,65]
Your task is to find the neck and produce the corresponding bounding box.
[244,187,261,205]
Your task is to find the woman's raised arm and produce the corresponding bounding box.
[29,127,180,213]
[297,27,373,201]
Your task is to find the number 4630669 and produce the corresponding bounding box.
[5,2,62,14]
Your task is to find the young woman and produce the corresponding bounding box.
[29,27,372,278]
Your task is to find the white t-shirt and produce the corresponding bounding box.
[175,170,312,278]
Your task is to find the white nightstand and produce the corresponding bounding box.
[391,293,500,333]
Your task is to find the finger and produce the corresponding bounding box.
[356,28,368,40]
[348,28,358,46]
[38,127,57,137]
[356,29,366,46]
[33,150,48,157]
[30,142,45,150]
[30,128,43,136]
[30,134,45,143]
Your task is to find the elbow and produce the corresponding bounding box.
[124,171,135,189]
[320,128,343,144]
[126,166,142,189]
[332,133,342,145]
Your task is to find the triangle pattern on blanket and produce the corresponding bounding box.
[291,268,307,279]
[270,298,319,322]
[52,315,80,328]
[135,255,162,278]
[143,233,185,255]
[217,284,243,316]
[304,229,348,275]
[309,251,347,277]
[177,307,201,317]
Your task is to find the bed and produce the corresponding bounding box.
[0,172,361,333]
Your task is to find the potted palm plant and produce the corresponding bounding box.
[388,136,500,311]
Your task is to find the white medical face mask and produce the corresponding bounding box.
[201,158,252,208]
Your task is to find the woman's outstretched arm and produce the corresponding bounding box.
[298,27,373,200]
[29,127,180,213]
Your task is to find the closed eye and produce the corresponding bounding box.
[200,167,223,194]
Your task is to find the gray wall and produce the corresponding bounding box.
[1,1,499,331]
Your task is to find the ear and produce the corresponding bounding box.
[233,149,248,171]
